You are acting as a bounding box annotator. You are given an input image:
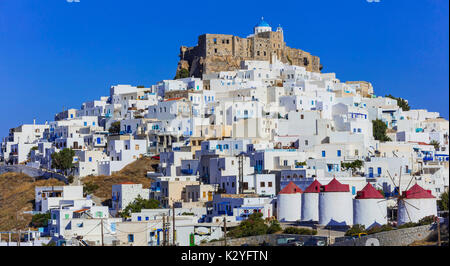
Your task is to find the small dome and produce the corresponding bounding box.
[256,17,270,28]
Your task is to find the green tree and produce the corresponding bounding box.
[227,212,268,238]
[174,68,190,80]
[120,195,160,218]
[341,160,364,175]
[429,140,440,151]
[30,212,51,228]
[438,190,449,211]
[385,94,410,111]
[108,121,121,134]
[372,119,392,142]
[51,148,75,175]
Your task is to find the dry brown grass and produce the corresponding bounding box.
[0,157,158,233]
[0,172,65,232]
[81,157,158,202]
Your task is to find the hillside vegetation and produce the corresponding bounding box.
[81,157,158,202]
[0,172,65,232]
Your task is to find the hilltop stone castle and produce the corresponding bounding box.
[176,18,322,78]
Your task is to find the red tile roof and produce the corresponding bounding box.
[320,178,349,192]
[279,181,302,194]
[164,97,184,102]
[304,180,322,193]
[356,183,384,199]
[73,208,89,213]
[402,184,435,199]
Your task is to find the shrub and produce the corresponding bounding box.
[283,227,317,235]
[438,191,448,211]
[67,175,74,184]
[227,212,268,238]
[108,121,121,134]
[83,181,99,196]
[267,219,282,234]
[398,222,417,229]
[345,224,366,236]
[367,224,393,235]
[30,212,51,228]
[119,195,160,218]
[418,215,436,225]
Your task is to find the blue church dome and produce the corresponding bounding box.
[256,17,270,27]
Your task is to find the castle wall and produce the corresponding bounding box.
[177,28,321,78]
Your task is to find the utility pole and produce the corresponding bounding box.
[437,217,441,246]
[238,154,244,194]
[223,216,227,246]
[100,218,104,246]
[162,214,166,246]
[172,205,176,246]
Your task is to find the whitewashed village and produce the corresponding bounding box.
[0,19,448,247]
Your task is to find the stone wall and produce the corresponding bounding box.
[332,224,436,246]
[200,234,328,246]
[0,165,68,184]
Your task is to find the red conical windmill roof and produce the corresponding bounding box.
[355,183,384,199]
[279,181,302,194]
[304,180,322,193]
[321,178,349,192]
[402,184,435,199]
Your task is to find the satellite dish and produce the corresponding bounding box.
[365,238,380,246]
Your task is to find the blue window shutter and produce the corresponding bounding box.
[322,151,326,157]
[137,216,141,221]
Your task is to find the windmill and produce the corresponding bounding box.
[378,166,420,226]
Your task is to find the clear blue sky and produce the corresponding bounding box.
[0,0,448,136]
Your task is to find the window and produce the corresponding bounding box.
[337,150,341,157]
[301,114,304,119]
[322,151,326,157]
[268,182,273,187]
[137,216,142,221]
[128,234,134,243]
[305,140,308,146]
[135,144,140,150]
[260,182,265,187]
[89,157,92,162]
